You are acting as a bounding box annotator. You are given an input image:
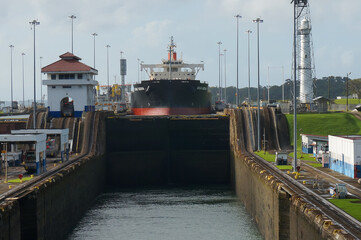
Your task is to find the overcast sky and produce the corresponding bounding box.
[0,0,360,102]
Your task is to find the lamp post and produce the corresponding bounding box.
[40,56,43,104]
[267,66,270,103]
[346,72,351,112]
[282,66,285,102]
[220,53,223,100]
[92,33,97,69]
[137,58,141,83]
[253,17,263,151]
[224,49,227,103]
[30,20,40,129]
[217,41,222,101]
[22,53,25,107]
[235,14,242,107]
[106,45,110,101]
[246,30,252,106]
[292,1,298,171]
[69,15,76,53]
[9,45,14,115]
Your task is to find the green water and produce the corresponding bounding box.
[68,186,262,240]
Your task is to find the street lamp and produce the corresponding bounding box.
[22,53,25,107]
[253,17,263,151]
[234,14,242,107]
[224,49,227,103]
[69,15,76,53]
[292,1,298,171]
[92,33,98,69]
[282,66,285,102]
[220,53,223,100]
[346,72,351,112]
[30,19,40,129]
[106,45,110,101]
[217,41,222,101]
[40,56,43,104]
[9,45,14,115]
[246,30,252,105]
[137,58,141,83]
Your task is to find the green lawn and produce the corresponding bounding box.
[286,112,361,147]
[334,99,361,105]
[328,199,361,222]
[8,176,33,183]
[307,162,323,168]
[254,151,275,162]
[276,165,293,170]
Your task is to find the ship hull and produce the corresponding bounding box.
[132,80,211,115]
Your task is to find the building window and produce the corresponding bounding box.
[51,74,56,80]
[52,86,56,88]
[59,74,75,79]
[63,86,71,88]
[78,74,83,79]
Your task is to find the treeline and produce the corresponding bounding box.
[209,76,357,104]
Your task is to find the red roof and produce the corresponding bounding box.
[42,52,96,73]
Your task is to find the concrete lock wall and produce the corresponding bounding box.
[228,108,347,240]
[106,116,230,186]
[0,112,107,240]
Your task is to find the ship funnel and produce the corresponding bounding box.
[168,52,177,61]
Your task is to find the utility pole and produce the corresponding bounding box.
[217,41,222,101]
[30,19,40,129]
[253,17,263,151]
[9,45,14,115]
[69,15,76,53]
[234,14,242,107]
[246,30,252,105]
[224,49,227,103]
[106,45,110,101]
[22,53,25,107]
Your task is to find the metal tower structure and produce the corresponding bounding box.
[292,0,316,105]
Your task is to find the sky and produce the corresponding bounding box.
[0,0,361,102]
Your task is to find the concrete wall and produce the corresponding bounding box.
[227,109,350,240]
[0,112,107,240]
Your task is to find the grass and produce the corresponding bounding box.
[254,151,275,162]
[328,199,361,222]
[286,112,361,148]
[334,99,361,105]
[276,165,293,170]
[7,176,33,183]
[307,162,323,168]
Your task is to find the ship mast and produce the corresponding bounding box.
[168,36,176,80]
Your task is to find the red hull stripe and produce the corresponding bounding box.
[132,107,211,116]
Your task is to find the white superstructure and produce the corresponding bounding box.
[140,37,204,81]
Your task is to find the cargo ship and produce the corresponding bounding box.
[131,37,211,115]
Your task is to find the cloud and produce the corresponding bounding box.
[132,20,171,48]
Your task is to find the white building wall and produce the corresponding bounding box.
[47,85,88,112]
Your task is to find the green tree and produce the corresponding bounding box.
[348,78,361,100]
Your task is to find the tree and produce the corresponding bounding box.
[348,78,361,100]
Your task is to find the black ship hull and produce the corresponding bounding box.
[131,80,211,115]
